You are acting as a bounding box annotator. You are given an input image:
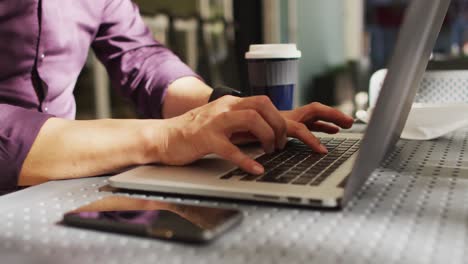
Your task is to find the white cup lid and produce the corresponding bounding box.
[245,44,302,59]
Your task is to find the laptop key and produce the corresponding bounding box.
[292,177,313,185]
[311,175,329,186]
[220,168,248,180]
[259,177,292,184]
[220,172,234,180]
[240,174,262,181]
[289,171,304,177]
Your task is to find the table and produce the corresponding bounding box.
[0,128,467,264]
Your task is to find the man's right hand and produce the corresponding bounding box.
[146,95,289,175]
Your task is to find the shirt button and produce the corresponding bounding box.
[40,53,45,60]
[44,107,48,112]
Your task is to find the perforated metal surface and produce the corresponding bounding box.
[1,129,467,264]
[417,71,468,103]
[370,70,468,106]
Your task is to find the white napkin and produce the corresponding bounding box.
[356,103,468,140]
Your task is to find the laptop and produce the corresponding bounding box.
[109,0,451,209]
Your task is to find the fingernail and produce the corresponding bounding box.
[253,164,264,175]
[320,145,328,153]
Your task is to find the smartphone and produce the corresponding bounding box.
[62,196,243,244]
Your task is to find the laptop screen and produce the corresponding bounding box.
[343,0,452,203]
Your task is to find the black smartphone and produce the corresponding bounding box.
[62,196,243,244]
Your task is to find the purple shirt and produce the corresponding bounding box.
[0,0,197,190]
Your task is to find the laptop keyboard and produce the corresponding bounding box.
[220,138,360,186]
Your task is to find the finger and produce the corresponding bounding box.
[221,110,276,154]
[215,140,264,175]
[230,132,258,145]
[233,96,288,149]
[287,120,328,154]
[307,121,340,134]
[301,103,354,129]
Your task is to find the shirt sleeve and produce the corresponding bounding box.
[0,104,52,190]
[91,0,200,119]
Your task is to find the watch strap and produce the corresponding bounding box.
[208,86,244,102]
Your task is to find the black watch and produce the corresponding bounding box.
[208,86,245,102]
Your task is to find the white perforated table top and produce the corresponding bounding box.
[0,129,467,264]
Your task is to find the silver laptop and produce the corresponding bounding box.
[110,0,450,209]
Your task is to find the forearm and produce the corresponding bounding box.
[18,118,163,186]
[162,76,212,119]
[18,76,212,186]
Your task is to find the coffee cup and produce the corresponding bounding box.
[245,44,302,110]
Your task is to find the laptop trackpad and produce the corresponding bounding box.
[112,146,264,183]
[175,146,263,175]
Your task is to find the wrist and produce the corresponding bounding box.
[137,119,177,165]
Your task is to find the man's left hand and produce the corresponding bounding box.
[231,102,354,153]
[280,102,354,153]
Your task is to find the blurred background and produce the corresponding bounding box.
[74,0,468,120]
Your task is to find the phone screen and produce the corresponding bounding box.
[63,196,243,243]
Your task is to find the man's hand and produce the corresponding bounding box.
[148,95,288,175]
[281,103,354,153]
[148,97,353,176]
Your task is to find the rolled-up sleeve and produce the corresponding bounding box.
[91,0,199,119]
[0,104,52,190]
